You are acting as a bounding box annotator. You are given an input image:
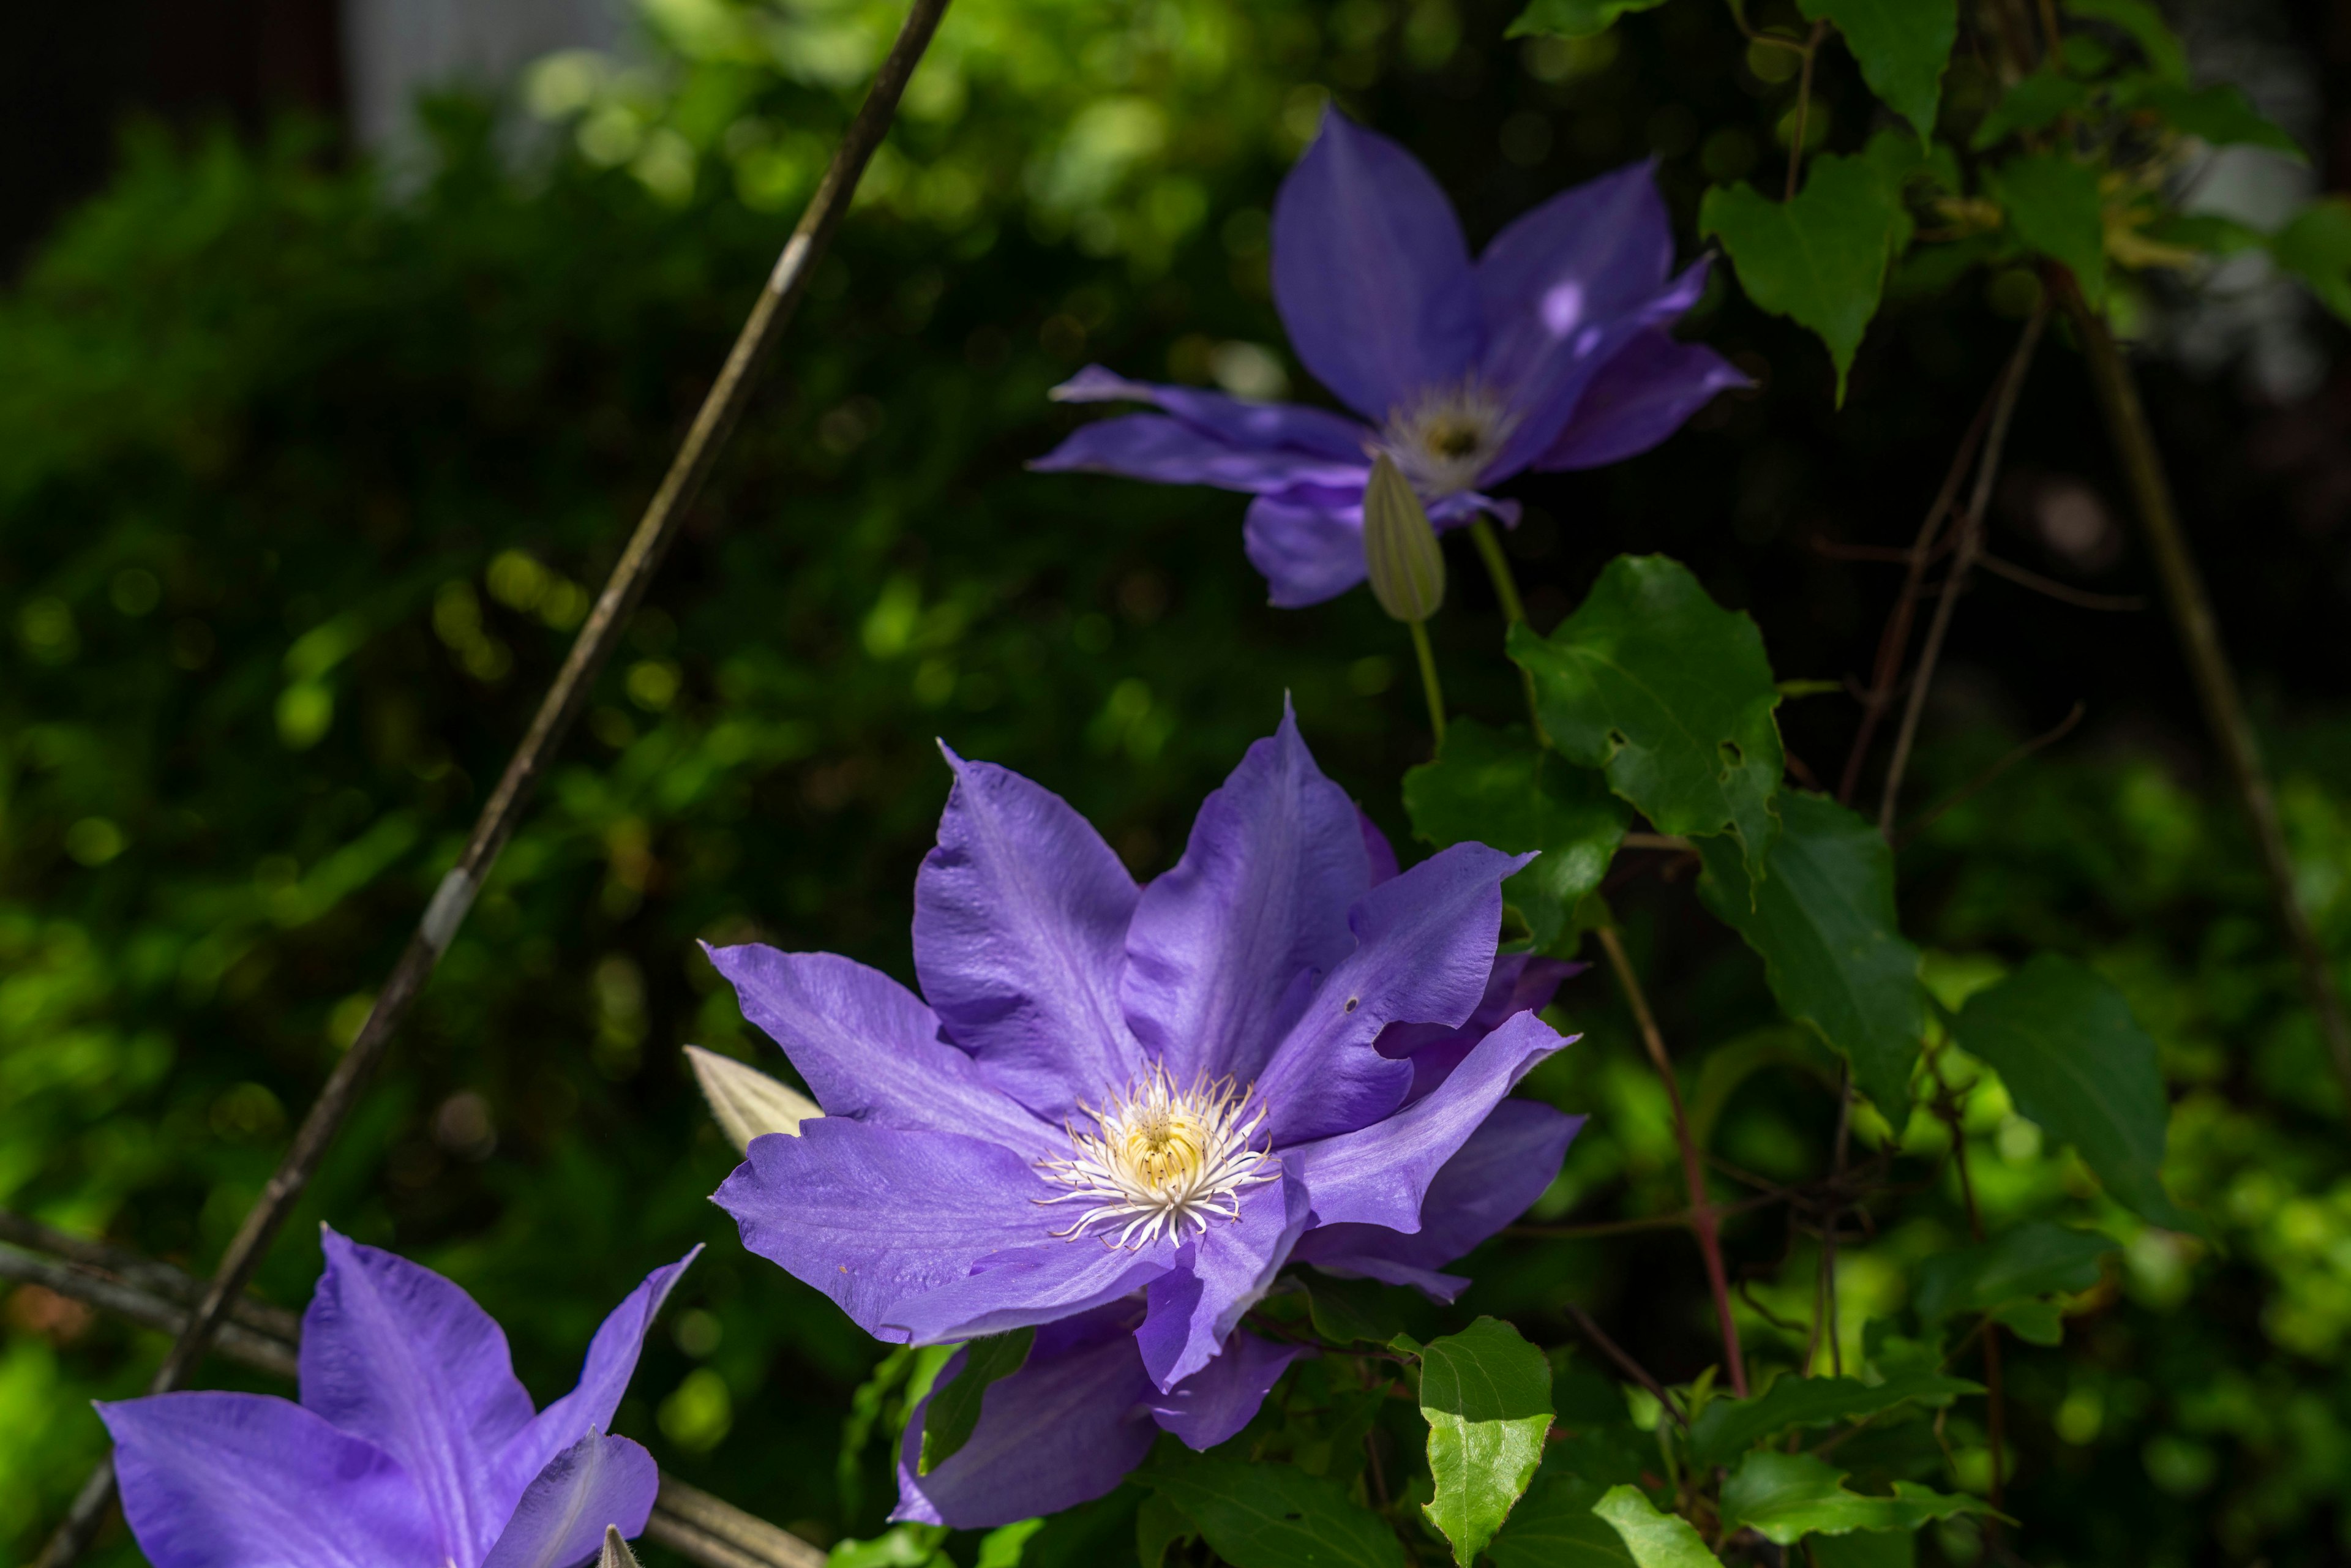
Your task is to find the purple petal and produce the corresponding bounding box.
[1243,488,1370,608]
[914,751,1147,1119]
[1535,329,1749,471]
[1378,953,1583,1102]
[1256,843,1532,1146]
[1147,1332,1311,1450]
[704,945,1057,1158]
[102,1392,437,1568]
[1285,1011,1571,1232]
[713,1118,1068,1341]
[1135,1172,1311,1390]
[1046,367,1374,460]
[1359,811,1400,886]
[1292,1101,1583,1300]
[479,1433,658,1568]
[879,1230,1178,1345]
[1476,159,1676,395]
[1122,710,1370,1087]
[891,1310,1160,1529]
[496,1250,699,1506]
[1032,413,1371,495]
[300,1228,535,1565]
[1272,111,1481,421]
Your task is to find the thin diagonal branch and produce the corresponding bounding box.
[31,4,953,1562]
[1895,700,2085,848]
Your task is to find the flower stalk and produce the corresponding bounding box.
[1364,454,1451,746]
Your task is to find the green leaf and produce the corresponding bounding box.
[1987,152,2107,304]
[1796,0,1957,141]
[1505,0,1667,38]
[1489,1473,1638,1568]
[918,1328,1034,1474]
[1302,1273,1413,1348]
[2064,0,2187,82]
[1970,69,2090,150]
[2142,212,2269,258]
[1142,1454,1408,1568]
[1989,1297,2066,1346]
[1591,1486,1725,1568]
[2271,197,2351,322]
[1695,791,1925,1116]
[1952,953,2194,1229]
[975,1520,1044,1568]
[1814,1532,1918,1568]
[1687,1370,1982,1467]
[1508,555,1783,880]
[1719,1452,1990,1544]
[1911,1220,2117,1324]
[2126,80,2304,158]
[1699,141,1914,400]
[1136,1492,1198,1568]
[1420,1317,1555,1564]
[1404,718,1631,950]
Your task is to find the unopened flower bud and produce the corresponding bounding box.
[684,1044,821,1155]
[600,1526,643,1568]
[1361,453,1445,624]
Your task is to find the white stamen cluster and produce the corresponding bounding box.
[1038,1065,1278,1248]
[1375,378,1518,497]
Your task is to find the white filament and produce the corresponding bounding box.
[1038,1064,1278,1248]
[1374,378,1518,497]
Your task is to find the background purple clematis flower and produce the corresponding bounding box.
[99,1228,696,1568]
[708,710,1584,1527]
[1030,110,1746,607]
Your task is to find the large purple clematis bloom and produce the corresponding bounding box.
[708,711,1584,1527]
[99,1228,696,1568]
[1032,111,1745,607]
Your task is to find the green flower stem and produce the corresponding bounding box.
[1407,617,1447,749]
[1467,517,1547,743]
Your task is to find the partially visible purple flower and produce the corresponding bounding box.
[100,1228,696,1568]
[707,710,1583,1527]
[1032,111,1745,607]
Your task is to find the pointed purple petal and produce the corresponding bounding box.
[1254,842,1530,1144]
[299,1229,535,1565]
[496,1249,699,1506]
[102,1392,436,1568]
[891,1311,1160,1529]
[1292,1101,1583,1299]
[1046,367,1374,460]
[914,752,1147,1119]
[1378,954,1584,1101]
[1272,112,1480,420]
[1243,488,1370,608]
[713,1119,1067,1341]
[1476,159,1676,393]
[705,945,1057,1157]
[1286,1011,1571,1232]
[1359,811,1399,886]
[1148,1332,1310,1450]
[479,1433,658,1568]
[1135,1172,1311,1390]
[1122,711,1370,1086]
[1535,329,1748,470]
[879,1229,1177,1345]
[1032,413,1371,494]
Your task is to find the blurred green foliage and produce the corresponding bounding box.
[3,0,2349,1563]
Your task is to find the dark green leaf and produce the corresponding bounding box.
[1591,1486,1725,1568]
[918,1327,1034,1475]
[1988,152,2107,304]
[1505,0,1668,38]
[1404,718,1630,950]
[1911,1220,2117,1324]
[1136,1491,1198,1568]
[1508,555,1783,879]
[1797,0,1957,140]
[1488,1473,1637,1568]
[1989,1297,2065,1346]
[1952,953,2193,1229]
[2270,197,2351,322]
[1719,1453,1990,1544]
[1302,1273,1412,1348]
[1142,1454,1408,1568]
[1813,1531,1918,1568]
[2142,212,2269,257]
[1695,791,1925,1116]
[1420,1317,1554,1565]
[1687,1371,1982,1467]
[1970,70,2090,150]
[1700,144,1913,402]
[2064,0,2187,81]
[1011,1487,1146,1568]
[2126,81,2303,158]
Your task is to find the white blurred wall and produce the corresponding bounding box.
[341,0,629,148]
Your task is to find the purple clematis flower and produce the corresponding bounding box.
[99,1228,696,1568]
[707,710,1584,1527]
[1032,111,1745,607]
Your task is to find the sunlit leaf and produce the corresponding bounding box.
[1719,1452,1990,1544]
[1686,1370,1981,1467]
[1591,1486,1725,1568]
[1420,1318,1554,1564]
[1797,0,1957,140]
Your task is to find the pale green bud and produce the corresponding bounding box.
[599,1525,643,1568]
[684,1044,821,1155]
[1361,454,1445,624]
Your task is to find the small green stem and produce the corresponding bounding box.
[1468,517,1548,742]
[1407,618,1447,749]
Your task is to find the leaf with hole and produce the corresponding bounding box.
[1509,555,1783,882]
[1797,0,1957,141]
[1697,791,1925,1116]
[1142,1454,1407,1568]
[1686,1370,1981,1467]
[1419,1317,1554,1564]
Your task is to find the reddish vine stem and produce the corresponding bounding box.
[1596,923,1749,1398]
[28,4,954,1562]
[2065,290,2351,1124]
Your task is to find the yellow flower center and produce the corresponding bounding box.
[1038,1065,1278,1248]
